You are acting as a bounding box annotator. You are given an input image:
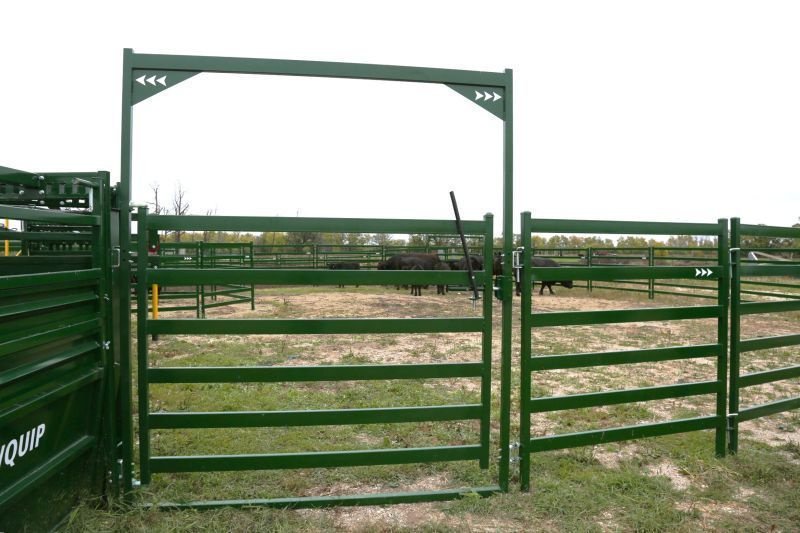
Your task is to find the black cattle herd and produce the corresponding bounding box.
[326,253,574,297]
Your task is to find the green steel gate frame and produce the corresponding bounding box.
[136,208,497,508]
[120,50,514,504]
[728,219,800,453]
[518,212,730,491]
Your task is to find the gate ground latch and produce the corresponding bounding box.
[509,441,521,464]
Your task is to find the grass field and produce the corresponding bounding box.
[66,281,799,532]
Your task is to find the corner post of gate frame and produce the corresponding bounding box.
[715,218,729,457]
[728,217,741,453]
[519,211,532,491]
[498,68,514,492]
[119,47,135,494]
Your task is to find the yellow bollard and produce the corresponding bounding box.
[152,284,159,320]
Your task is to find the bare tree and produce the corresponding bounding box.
[172,182,190,243]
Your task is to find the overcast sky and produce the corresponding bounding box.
[1,1,798,235]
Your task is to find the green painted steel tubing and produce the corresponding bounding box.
[739,224,800,238]
[149,268,485,286]
[132,51,508,87]
[530,416,718,452]
[0,205,100,226]
[149,362,482,383]
[728,218,742,453]
[136,207,151,484]
[741,264,800,277]
[147,214,485,235]
[530,265,719,282]
[715,218,730,458]
[0,268,100,290]
[531,218,719,236]
[739,290,800,300]
[519,212,533,491]
[529,344,720,371]
[149,317,482,335]
[739,365,800,388]
[530,305,722,328]
[0,319,100,358]
[0,367,101,425]
[150,405,481,429]
[741,279,800,289]
[737,396,800,422]
[739,333,800,352]
[740,300,800,314]
[529,381,718,412]
[0,292,98,319]
[152,486,501,511]
[0,341,98,387]
[151,445,482,473]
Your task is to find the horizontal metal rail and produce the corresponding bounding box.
[530,305,722,328]
[0,292,98,319]
[529,381,718,412]
[0,268,101,290]
[739,333,800,353]
[149,362,483,383]
[529,416,718,452]
[132,51,508,87]
[739,365,800,388]
[529,344,720,370]
[150,445,483,473]
[150,404,482,429]
[739,300,800,315]
[146,215,486,235]
[737,397,800,422]
[150,485,501,511]
[530,265,720,282]
[530,218,720,236]
[148,268,486,286]
[149,317,483,335]
[0,205,100,225]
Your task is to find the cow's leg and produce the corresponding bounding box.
[546,282,554,295]
[539,282,545,295]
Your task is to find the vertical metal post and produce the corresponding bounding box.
[648,246,655,299]
[136,207,151,484]
[479,214,493,468]
[498,68,513,492]
[3,218,8,256]
[250,242,256,310]
[715,219,729,457]
[119,48,135,493]
[587,247,593,292]
[728,218,741,453]
[519,211,532,491]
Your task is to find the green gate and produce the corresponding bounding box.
[0,168,114,530]
[119,50,515,503]
[728,218,800,453]
[518,212,729,490]
[135,209,500,507]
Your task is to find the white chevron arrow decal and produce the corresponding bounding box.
[156,75,167,86]
[135,75,146,86]
[146,75,156,86]
[475,90,483,100]
[483,91,492,100]
[493,91,502,101]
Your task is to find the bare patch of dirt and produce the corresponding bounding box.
[646,460,691,490]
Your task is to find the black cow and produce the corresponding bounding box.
[380,253,442,296]
[527,257,574,296]
[457,255,484,272]
[493,252,573,296]
[327,261,360,288]
[435,261,451,295]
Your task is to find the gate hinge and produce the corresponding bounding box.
[102,341,111,350]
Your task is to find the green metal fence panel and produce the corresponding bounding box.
[728,218,800,453]
[135,208,503,508]
[0,170,113,531]
[519,212,729,491]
